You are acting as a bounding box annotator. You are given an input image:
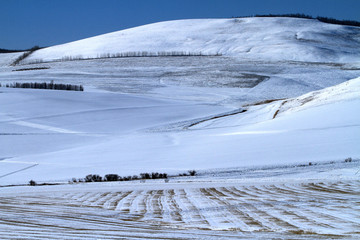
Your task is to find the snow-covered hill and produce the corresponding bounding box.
[24,17,360,63]
[0,52,23,67]
[1,77,359,185]
[192,76,360,129]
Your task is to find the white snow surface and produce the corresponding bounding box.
[0,52,23,67]
[1,77,359,185]
[0,18,359,186]
[0,17,360,239]
[24,18,360,63]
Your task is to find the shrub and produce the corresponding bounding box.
[188,170,197,176]
[29,180,36,186]
[152,172,159,179]
[122,176,132,181]
[85,174,102,182]
[140,173,151,179]
[140,172,168,179]
[104,174,119,181]
[159,173,168,179]
[77,171,168,184]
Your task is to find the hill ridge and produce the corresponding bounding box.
[22,17,360,64]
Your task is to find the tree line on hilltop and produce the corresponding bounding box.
[234,13,360,27]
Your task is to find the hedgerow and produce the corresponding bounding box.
[3,82,84,91]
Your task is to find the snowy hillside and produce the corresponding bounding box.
[0,52,23,67]
[1,77,359,185]
[193,76,360,129]
[24,17,360,63]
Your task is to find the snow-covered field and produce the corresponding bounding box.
[1,162,359,239]
[0,17,359,239]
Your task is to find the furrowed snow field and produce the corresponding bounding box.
[0,17,360,239]
[1,170,359,239]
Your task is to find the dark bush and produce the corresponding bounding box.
[104,174,119,181]
[122,176,132,181]
[85,174,102,182]
[140,172,167,179]
[77,171,168,184]
[188,170,197,176]
[132,175,139,180]
[159,173,167,179]
[152,172,159,179]
[140,173,151,179]
[29,180,36,186]
[84,175,92,182]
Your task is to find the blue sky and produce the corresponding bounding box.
[1,0,360,49]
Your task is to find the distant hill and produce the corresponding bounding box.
[0,46,43,54]
[0,48,24,54]
[23,17,360,64]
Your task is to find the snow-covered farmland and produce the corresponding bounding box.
[0,17,359,239]
[1,163,359,239]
